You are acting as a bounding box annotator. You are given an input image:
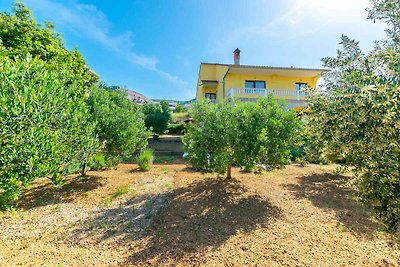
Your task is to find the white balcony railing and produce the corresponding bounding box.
[226,88,308,101]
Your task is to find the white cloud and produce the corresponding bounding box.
[210,0,386,62]
[26,0,186,84]
[264,0,375,36]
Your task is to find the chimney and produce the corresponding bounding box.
[233,48,240,65]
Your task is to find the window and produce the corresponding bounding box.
[295,83,308,91]
[245,80,266,88]
[205,93,216,100]
[295,83,308,97]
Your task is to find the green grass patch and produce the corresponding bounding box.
[110,185,130,199]
[172,112,189,118]
[164,181,173,191]
[160,167,169,174]
[104,197,111,207]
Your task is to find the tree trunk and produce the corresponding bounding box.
[226,164,232,179]
[81,160,87,177]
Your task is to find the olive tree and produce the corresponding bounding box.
[0,2,100,207]
[87,87,150,166]
[183,97,301,179]
[307,0,400,232]
[0,57,99,206]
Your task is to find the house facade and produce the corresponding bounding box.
[196,49,327,110]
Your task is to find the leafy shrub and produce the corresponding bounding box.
[289,145,304,161]
[142,100,171,136]
[303,144,329,165]
[0,3,97,88]
[174,102,186,113]
[0,3,149,208]
[89,153,107,171]
[167,122,186,134]
[137,149,154,171]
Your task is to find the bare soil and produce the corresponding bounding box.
[0,162,399,266]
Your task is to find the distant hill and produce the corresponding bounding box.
[101,85,151,105]
[125,89,151,104]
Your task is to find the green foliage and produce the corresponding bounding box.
[137,149,154,171]
[174,102,186,113]
[183,97,301,178]
[160,100,171,117]
[0,3,148,207]
[308,0,400,232]
[167,122,186,134]
[172,112,189,118]
[0,2,98,88]
[143,101,172,135]
[87,87,149,166]
[89,153,107,170]
[0,57,99,205]
[289,132,329,164]
[110,185,130,199]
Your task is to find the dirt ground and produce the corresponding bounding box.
[0,161,399,266]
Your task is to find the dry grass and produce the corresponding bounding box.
[0,162,399,266]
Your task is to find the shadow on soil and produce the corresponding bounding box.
[285,173,380,237]
[68,176,281,266]
[15,175,104,210]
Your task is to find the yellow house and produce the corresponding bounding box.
[196,48,327,110]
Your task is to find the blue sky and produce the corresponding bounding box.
[0,0,387,100]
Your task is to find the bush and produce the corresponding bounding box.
[89,153,107,171]
[0,3,102,207]
[174,102,186,113]
[142,100,171,135]
[167,122,186,134]
[137,149,154,171]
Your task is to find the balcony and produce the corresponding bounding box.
[226,88,309,101]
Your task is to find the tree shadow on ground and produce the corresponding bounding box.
[15,175,104,210]
[127,177,282,265]
[285,173,380,237]
[66,190,172,247]
[67,177,281,265]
